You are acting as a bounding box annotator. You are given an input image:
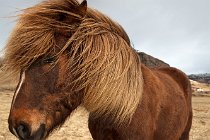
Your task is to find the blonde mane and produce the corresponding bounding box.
[4,0,143,124]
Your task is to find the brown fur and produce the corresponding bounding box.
[5,0,192,139]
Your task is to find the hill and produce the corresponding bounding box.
[138,52,170,68]
[188,74,210,84]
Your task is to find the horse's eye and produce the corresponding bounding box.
[43,56,56,64]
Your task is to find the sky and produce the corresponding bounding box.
[0,0,209,74]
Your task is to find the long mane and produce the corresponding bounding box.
[4,0,143,124]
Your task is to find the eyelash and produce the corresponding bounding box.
[43,56,56,64]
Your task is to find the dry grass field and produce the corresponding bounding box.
[0,73,210,140]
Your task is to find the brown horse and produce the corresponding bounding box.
[4,0,192,139]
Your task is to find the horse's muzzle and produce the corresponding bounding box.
[12,123,46,140]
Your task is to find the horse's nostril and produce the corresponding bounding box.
[16,123,30,139]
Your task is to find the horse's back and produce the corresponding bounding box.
[153,66,192,97]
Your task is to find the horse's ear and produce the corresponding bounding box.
[78,0,87,17]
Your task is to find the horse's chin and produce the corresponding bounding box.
[44,116,69,139]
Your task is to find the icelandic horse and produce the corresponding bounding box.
[4,0,192,139]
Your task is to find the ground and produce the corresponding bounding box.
[0,82,210,140]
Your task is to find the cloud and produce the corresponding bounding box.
[88,0,210,74]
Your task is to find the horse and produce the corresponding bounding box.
[4,0,192,139]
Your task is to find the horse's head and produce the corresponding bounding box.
[8,54,82,140]
[7,0,87,139]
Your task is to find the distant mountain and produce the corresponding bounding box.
[188,74,210,84]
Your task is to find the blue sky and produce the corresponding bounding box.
[0,0,210,74]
